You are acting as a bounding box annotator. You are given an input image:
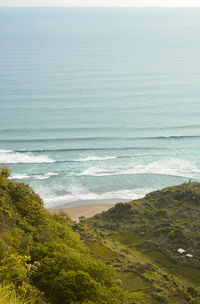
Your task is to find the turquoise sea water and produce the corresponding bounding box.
[1,8,200,208]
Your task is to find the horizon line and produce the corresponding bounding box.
[1,5,200,7]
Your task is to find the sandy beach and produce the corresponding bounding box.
[49,203,114,222]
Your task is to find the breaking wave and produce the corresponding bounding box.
[0,150,54,164]
[10,172,58,180]
[44,188,152,208]
[75,155,117,162]
[77,158,199,178]
[33,172,59,180]
[9,173,31,180]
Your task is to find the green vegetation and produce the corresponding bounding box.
[86,182,200,303]
[0,166,130,304]
[87,182,200,264]
[0,284,30,304]
[1,165,200,303]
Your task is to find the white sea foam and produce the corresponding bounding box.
[75,155,117,162]
[10,174,31,180]
[45,172,58,177]
[0,149,13,153]
[77,158,199,178]
[10,172,58,180]
[134,158,199,177]
[0,150,54,164]
[77,167,111,176]
[33,172,58,180]
[43,187,152,208]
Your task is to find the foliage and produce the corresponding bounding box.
[86,182,200,303]
[0,167,129,304]
[0,284,30,304]
[1,166,200,303]
[87,182,200,264]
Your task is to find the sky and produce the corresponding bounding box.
[1,0,200,7]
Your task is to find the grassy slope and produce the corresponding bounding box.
[85,183,200,303]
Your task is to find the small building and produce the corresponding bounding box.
[177,248,186,254]
[186,254,193,258]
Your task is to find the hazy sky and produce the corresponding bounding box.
[1,0,200,7]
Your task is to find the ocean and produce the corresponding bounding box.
[1,7,200,208]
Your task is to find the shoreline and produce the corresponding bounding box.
[48,203,115,222]
[46,198,130,209]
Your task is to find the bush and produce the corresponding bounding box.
[0,167,129,304]
[0,284,29,304]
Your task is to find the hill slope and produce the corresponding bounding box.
[85,182,200,303]
[1,165,200,303]
[0,166,130,304]
[87,182,200,264]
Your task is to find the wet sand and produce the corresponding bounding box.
[48,203,114,222]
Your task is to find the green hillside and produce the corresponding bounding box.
[0,166,130,304]
[1,165,200,303]
[85,182,200,303]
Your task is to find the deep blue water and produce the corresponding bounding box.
[1,7,200,207]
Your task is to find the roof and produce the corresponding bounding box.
[186,254,193,258]
[177,248,186,254]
